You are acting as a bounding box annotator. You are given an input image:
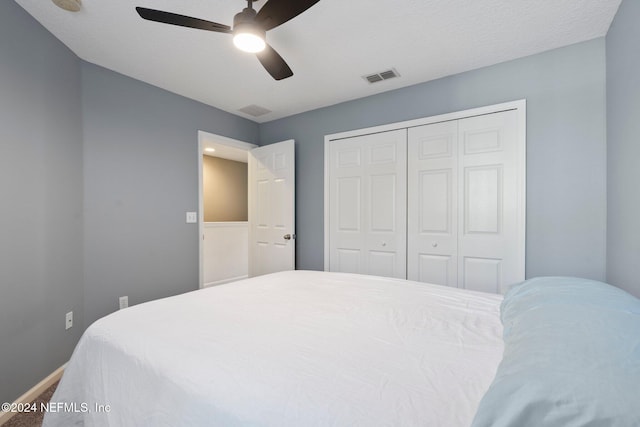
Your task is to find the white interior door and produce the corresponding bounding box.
[328,130,407,279]
[248,140,295,277]
[407,120,459,286]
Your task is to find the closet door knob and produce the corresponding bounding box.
[432,242,438,248]
[283,234,292,240]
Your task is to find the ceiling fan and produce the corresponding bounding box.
[136,0,320,81]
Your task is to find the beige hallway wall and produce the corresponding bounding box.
[203,156,248,222]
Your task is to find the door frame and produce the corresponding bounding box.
[323,99,527,275]
[197,130,257,289]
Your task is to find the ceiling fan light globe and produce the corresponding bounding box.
[52,0,81,12]
[233,32,266,53]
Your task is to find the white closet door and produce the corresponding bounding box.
[458,110,522,293]
[407,121,458,286]
[328,129,407,279]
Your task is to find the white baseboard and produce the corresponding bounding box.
[0,364,66,425]
[204,275,248,288]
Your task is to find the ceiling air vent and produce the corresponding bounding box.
[363,68,400,84]
[238,104,272,117]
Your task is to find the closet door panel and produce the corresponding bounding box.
[330,140,364,274]
[329,129,407,278]
[458,110,520,293]
[420,169,452,233]
[370,173,397,232]
[465,165,502,234]
[368,251,397,277]
[462,257,502,294]
[336,176,361,231]
[407,121,458,286]
[418,254,454,285]
[336,248,361,274]
[363,130,406,278]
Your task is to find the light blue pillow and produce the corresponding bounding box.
[471,277,640,427]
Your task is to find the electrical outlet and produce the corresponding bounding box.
[65,311,73,330]
[119,296,129,310]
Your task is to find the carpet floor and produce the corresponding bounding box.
[2,382,58,427]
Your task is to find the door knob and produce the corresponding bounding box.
[284,234,292,240]
[432,242,438,248]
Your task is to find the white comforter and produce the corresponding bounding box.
[43,271,504,427]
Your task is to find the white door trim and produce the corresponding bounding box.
[324,99,526,275]
[197,130,257,289]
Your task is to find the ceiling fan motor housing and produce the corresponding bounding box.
[233,7,265,39]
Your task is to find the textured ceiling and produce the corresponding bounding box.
[15,0,621,123]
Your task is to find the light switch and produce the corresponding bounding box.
[186,211,197,223]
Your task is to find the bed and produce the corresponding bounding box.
[43,271,640,426]
[43,271,504,426]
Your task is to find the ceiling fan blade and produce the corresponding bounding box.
[255,0,321,31]
[136,7,231,33]
[256,44,293,80]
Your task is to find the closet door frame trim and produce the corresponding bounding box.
[324,99,526,276]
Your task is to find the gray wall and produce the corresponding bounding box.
[260,39,608,282]
[81,62,259,326]
[0,0,259,402]
[606,0,640,297]
[0,1,84,403]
